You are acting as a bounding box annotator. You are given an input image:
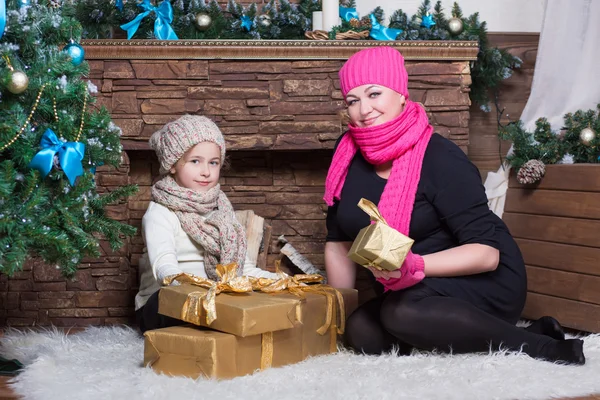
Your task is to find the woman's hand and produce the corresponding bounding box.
[370,251,425,291]
[366,266,402,280]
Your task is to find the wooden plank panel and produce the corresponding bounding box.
[503,213,600,248]
[526,265,600,305]
[522,292,600,333]
[516,238,600,276]
[468,33,538,176]
[505,189,600,219]
[509,165,600,192]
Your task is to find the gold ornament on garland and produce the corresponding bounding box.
[579,126,596,146]
[448,17,464,35]
[257,14,272,28]
[3,55,29,94]
[0,83,47,151]
[194,13,212,31]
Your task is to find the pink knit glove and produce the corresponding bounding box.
[371,251,425,292]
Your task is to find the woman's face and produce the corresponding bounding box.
[345,84,406,128]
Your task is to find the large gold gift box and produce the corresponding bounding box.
[145,288,358,380]
[159,283,332,337]
[347,198,414,271]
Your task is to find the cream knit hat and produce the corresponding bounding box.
[149,115,226,175]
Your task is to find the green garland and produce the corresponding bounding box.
[67,0,521,108]
[499,105,600,171]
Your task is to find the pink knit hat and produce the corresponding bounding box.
[339,46,409,98]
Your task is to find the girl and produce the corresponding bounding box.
[324,46,585,365]
[135,115,277,333]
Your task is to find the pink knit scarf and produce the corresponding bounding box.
[323,101,433,235]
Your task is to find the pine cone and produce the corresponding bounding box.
[516,159,546,185]
[360,16,372,29]
[349,18,361,28]
[49,0,61,8]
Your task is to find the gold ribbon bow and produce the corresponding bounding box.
[357,198,394,269]
[163,263,253,325]
[351,198,413,271]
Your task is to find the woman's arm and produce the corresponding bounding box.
[422,243,499,277]
[324,241,356,289]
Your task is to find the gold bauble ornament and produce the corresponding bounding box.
[257,14,272,28]
[579,127,596,146]
[7,70,29,94]
[448,17,464,35]
[194,13,212,31]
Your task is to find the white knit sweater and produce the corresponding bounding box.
[134,202,278,310]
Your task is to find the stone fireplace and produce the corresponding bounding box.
[0,40,477,326]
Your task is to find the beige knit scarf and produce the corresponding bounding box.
[151,175,247,281]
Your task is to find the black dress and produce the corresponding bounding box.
[326,133,527,323]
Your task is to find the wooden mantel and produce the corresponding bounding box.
[82,39,479,61]
[83,40,478,152]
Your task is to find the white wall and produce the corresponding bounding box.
[355,0,545,32]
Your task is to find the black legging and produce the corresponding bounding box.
[345,283,585,364]
[136,290,185,334]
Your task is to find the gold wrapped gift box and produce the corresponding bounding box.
[347,198,414,272]
[159,284,299,337]
[145,288,358,380]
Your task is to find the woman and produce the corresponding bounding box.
[324,46,585,364]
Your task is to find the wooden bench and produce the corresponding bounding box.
[503,164,600,333]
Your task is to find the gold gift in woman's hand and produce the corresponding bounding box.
[347,198,414,271]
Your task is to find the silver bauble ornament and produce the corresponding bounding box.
[579,127,596,146]
[257,14,272,28]
[448,17,464,35]
[7,70,29,94]
[194,13,212,31]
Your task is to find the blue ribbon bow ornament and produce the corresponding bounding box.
[29,129,85,186]
[120,0,178,40]
[339,6,359,22]
[369,14,402,41]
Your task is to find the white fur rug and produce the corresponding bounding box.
[0,326,599,400]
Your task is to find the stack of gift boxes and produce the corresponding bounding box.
[143,199,412,380]
[144,281,358,379]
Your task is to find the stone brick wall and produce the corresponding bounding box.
[90,58,471,152]
[0,47,473,327]
[0,155,135,327]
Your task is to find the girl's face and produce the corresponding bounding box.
[345,84,406,128]
[170,142,221,192]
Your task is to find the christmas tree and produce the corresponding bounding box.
[0,0,138,277]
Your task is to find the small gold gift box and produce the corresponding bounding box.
[347,198,414,271]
